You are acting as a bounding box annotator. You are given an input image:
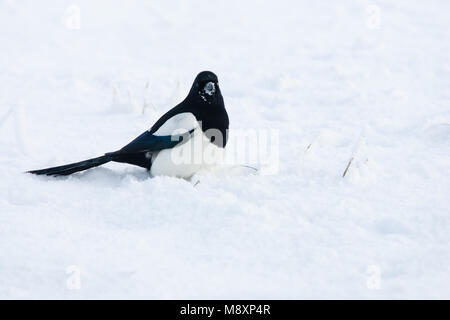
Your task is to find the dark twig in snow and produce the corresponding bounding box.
[342,157,354,178]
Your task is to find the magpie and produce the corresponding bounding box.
[28,71,229,178]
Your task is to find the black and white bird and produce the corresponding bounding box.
[28,71,229,179]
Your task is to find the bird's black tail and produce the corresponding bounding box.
[27,155,113,176]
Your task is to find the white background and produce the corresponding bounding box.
[1,0,449,298]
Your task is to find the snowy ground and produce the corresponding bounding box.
[1,0,450,299]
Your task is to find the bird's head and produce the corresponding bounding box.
[188,71,223,106]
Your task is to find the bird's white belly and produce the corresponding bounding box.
[150,130,224,178]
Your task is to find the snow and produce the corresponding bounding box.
[1,0,450,299]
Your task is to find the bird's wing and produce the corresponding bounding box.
[115,112,199,155]
[151,112,199,136]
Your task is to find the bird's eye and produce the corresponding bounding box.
[203,82,215,96]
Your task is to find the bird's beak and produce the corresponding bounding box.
[203,82,216,96]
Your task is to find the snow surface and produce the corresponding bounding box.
[1,0,450,299]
